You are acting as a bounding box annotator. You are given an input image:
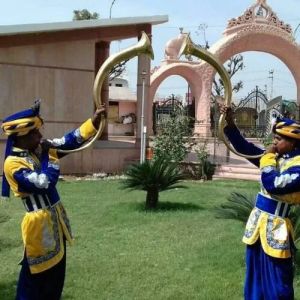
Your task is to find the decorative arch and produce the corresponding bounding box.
[149,0,300,137]
[150,64,201,102]
[211,31,300,96]
[149,53,216,136]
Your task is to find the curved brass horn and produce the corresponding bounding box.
[58,31,154,154]
[179,35,263,159]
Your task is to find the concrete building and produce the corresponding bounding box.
[108,77,136,137]
[0,16,168,174]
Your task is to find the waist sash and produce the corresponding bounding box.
[22,194,60,212]
[256,193,290,218]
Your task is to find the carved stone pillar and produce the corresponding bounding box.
[194,65,214,137]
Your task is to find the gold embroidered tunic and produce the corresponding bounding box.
[4,119,96,273]
[225,126,300,259]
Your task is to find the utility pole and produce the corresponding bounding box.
[140,70,147,164]
[268,69,274,100]
[109,0,117,18]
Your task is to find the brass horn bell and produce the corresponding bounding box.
[179,35,263,159]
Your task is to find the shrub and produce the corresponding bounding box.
[123,157,186,210]
[194,140,215,180]
[153,111,193,163]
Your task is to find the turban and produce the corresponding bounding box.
[1,100,43,197]
[2,101,43,136]
[273,117,300,140]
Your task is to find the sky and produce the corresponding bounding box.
[0,0,299,103]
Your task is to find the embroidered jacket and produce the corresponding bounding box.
[4,119,97,273]
[225,125,300,258]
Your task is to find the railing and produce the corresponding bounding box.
[211,124,267,139]
[237,125,267,138]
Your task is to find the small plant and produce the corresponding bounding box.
[194,141,215,180]
[122,157,186,210]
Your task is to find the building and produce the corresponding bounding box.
[0,15,168,174]
[108,77,136,137]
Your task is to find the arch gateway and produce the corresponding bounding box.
[149,0,300,137]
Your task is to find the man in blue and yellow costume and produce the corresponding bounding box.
[220,105,300,300]
[1,100,105,300]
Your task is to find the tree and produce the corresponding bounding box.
[193,24,244,98]
[73,9,99,20]
[108,60,128,81]
[212,54,244,98]
[210,54,244,133]
[123,157,186,210]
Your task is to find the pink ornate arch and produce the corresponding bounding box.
[149,0,300,136]
[149,33,215,136]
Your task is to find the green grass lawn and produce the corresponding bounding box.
[1,179,300,300]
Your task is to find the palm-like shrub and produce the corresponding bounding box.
[123,157,186,210]
[214,192,256,224]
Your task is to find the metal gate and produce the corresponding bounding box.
[153,94,194,134]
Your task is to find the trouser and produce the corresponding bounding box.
[16,246,66,300]
[244,240,294,300]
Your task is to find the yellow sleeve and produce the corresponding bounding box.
[48,119,97,157]
[4,157,33,197]
[79,118,97,140]
[260,153,277,169]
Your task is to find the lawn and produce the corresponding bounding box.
[1,179,300,300]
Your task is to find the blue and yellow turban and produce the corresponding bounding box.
[2,101,43,137]
[1,100,43,197]
[273,117,300,140]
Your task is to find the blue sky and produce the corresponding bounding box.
[0,0,299,102]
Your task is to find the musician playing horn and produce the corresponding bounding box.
[220,103,300,300]
[1,100,105,300]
